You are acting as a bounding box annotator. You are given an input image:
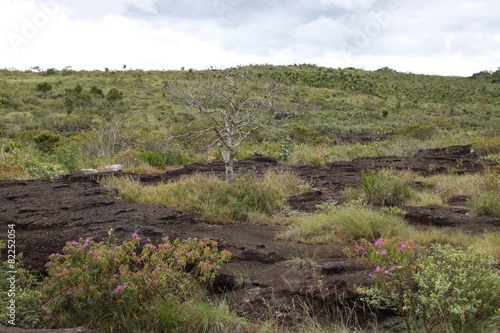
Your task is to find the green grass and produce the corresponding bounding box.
[468,191,500,217]
[279,201,409,244]
[360,168,414,206]
[101,170,309,224]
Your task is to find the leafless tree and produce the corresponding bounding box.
[170,69,283,182]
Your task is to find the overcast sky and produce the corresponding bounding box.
[1,0,499,76]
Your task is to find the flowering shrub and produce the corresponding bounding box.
[40,233,231,329]
[356,237,419,321]
[357,238,500,333]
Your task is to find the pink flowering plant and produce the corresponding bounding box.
[356,237,421,331]
[356,238,500,333]
[39,233,231,329]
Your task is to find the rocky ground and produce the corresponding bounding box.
[0,145,499,332]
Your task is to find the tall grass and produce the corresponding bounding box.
[360,168,414,206]
[280,202,500,258]
[100,170,309,224]
[279,202,410,244]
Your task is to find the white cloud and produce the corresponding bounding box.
[1,0,499,76]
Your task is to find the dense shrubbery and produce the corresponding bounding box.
[1,234,232,332]
[357,238,500,333]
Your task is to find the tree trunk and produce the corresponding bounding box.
[222,148,235,183]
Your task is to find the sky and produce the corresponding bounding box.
[1,0,499,76]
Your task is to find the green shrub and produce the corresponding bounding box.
[32,130,61,153]
[0,96,13,108]
[413,244,500,332]
[40,234,230,330]
[55,144,81,172]
[360,168,414,206]
[106,88,124,103]
[89,85,105,98]
[0,250,46,328]
[357,240,500,333]
[2,140,23,153]
[164,148,194,166]
[137,150,166,168]
[35,82,52,95]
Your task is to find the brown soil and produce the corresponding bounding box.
[0,145,498,332]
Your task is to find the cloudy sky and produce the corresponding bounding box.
[1,0,499,76]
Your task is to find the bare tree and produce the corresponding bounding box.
[170,69,282,182]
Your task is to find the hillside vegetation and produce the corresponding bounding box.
[1,65,500,333]
[1,64,499,178]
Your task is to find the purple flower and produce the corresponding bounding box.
[137,258,141,263]
[71,241,79,246]
[113,285,123,293]
[200,276,207,282]
[390,266,395,271]
[131,232,139,238]
[381,250,387,255]
[45,262,52,268]
[384,270,390,275]
[187,237,192,241]
[400,242,406,249]
[151,279,159,285]
[217,266,221,270]
[375,266,381,272]
[374,238,384,247]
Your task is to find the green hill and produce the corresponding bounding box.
[0,65,499,178]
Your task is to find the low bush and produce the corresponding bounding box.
[39,234,230,331]
[137,150,166,168]
[32,130,61,153]
[357,239,500,333]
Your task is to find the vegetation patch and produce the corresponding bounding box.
[360,168,414,206]
[101,170,309,223]
[279,202,410,244]
[357,239,500,333]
